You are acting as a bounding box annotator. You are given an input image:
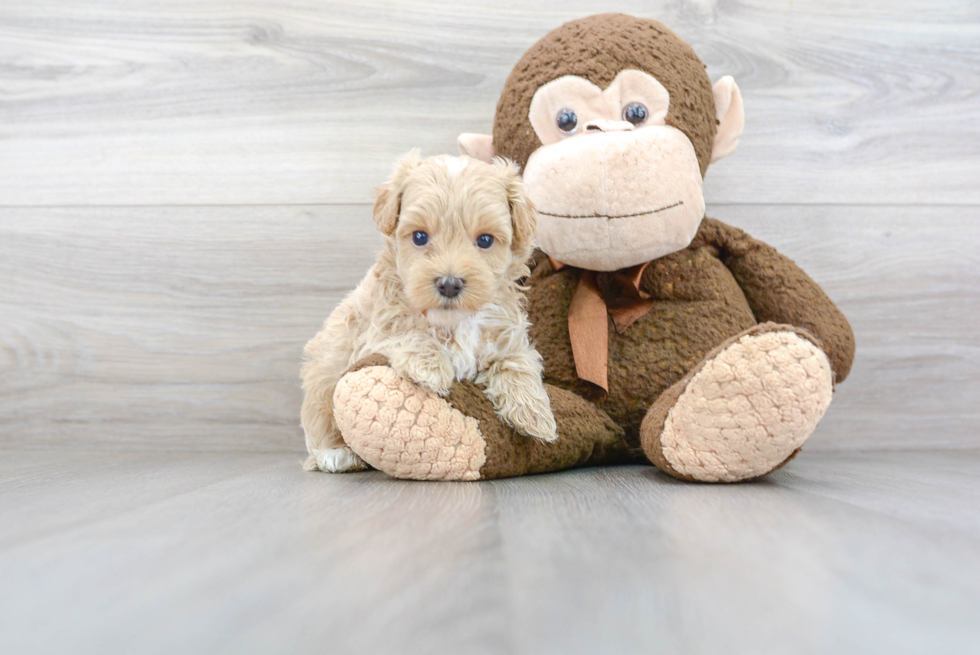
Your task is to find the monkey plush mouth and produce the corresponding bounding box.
[522,127,706,272]
[536,201,684,221]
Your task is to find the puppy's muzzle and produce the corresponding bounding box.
[436,276,464,299]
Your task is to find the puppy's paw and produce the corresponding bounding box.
[315,447,369,473]
[513,410,560,443]
[498,395,559,443]
[400,355,455,397]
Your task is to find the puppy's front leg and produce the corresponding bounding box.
[389,341,455,397]
[478,352,558,443]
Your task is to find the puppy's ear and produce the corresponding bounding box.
[373,149,421,235]
[494,158,537,260]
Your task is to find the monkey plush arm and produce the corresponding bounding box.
[695,217,856,383]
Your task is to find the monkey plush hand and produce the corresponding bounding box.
[330,13,855,482]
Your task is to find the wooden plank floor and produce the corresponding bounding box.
[1,450,978,655]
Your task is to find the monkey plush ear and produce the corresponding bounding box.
[710,76,745,163]
[373,149,421,235]
[493,158,536,260]
[457,133,495,163]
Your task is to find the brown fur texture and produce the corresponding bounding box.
[525,217,854,447]
[493,13,717,176]
[444,379,632,479]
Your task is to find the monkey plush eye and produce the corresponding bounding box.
[556,108,578,134]
[412,231,429,246]
[622,102,648,125]
[476,234,495,249]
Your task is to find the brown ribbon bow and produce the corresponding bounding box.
[550,257,655,392]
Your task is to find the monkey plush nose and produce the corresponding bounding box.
[584,119,635,133]
[436,276,464,299]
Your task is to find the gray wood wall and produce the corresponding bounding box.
[2,1,978,453]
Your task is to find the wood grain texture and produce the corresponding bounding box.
[1,204,976,452]
[0,205,381,451]
[1,450,978,654]
[1,0,978,206]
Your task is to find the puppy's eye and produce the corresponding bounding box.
[412,231,429,246]
[556,108,578,134]
[476,234,494,250]
[622,102,648,125]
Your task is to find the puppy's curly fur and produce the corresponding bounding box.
[301,152,558,472]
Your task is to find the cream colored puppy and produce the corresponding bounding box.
[301,152,558,473]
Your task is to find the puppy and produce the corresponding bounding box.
[300,151,558,473]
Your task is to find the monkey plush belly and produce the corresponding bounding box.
[526,246,757,442]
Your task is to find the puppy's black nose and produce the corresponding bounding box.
[436,276,464,299]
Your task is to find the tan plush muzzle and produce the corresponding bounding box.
[522,126,706,272]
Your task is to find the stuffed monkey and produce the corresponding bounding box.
[325,13,855,482]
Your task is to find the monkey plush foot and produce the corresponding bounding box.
[640,324,834,483]
[334,357,630,481]
[332,359,486,481]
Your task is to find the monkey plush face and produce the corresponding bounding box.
[521,69,708,271]
[458,13,744,272]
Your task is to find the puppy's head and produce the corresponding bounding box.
[373,151,536,314]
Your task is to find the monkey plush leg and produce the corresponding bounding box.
[332,356,630,481]
[640,323,834,483]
